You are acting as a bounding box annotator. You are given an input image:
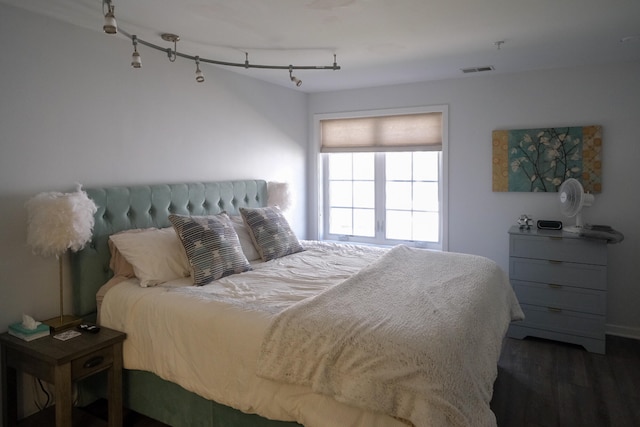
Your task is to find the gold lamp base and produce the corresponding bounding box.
[43,315,82,333]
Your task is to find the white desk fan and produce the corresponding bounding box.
[559,178,594,233]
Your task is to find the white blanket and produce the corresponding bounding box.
[257,245,524,427]
[100,241,410,427]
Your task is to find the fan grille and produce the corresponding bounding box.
[559,178,584,217]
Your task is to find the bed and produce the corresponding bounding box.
[70,179,524,427]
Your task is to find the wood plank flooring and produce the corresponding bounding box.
[491,335,640,427]
[83,335,640,427]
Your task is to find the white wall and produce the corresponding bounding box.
[0,5,308,417]
[308,61,640,338]
[2,1,640,422]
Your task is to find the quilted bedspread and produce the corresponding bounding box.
[257,245,524,427]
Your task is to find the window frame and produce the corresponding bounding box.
[311,105,449,251]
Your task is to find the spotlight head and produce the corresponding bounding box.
[289,67,302,87]
[195,57,205,83]
[130,35,141,68]
[103,4,117,34]
[131,51,141,68]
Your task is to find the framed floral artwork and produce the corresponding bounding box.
[492,125,602,192]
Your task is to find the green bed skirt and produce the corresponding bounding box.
[80,369,302,427]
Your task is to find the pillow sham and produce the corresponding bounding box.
[108,237,135,278]
[239,206,304,262]
[230,215,261,262]
[169,213,252,286]
[108,227,190,287]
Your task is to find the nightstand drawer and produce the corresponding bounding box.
[71,346,114,381]
[518,303,605,339]
[510,234,607,265]
[510,257,606,290]
[512,280,606,315]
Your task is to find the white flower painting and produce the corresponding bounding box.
[492,126,602,192]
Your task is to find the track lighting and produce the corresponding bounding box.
[102,3,340,85]
[102,1,117,35]
[161,33,179,63]
[131,36,141,68]
[195,57,205,83]
[289,67,302,87]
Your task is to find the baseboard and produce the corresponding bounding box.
[606,324,640,340]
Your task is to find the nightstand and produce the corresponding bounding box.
[1,326,126,427]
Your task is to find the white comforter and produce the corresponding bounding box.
[257,245,524,427]
[100,241,407,427]
[99,241,522,427]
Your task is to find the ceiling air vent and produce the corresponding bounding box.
[461,66,495,74]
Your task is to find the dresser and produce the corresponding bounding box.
[507,226,607,354]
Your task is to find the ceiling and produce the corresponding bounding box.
[3,0,640,92]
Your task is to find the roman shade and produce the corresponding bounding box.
[320,112,443,153]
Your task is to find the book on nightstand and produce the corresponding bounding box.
[8,321,50,341]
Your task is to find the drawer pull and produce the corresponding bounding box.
[548,260,563,264]
[547,307,563,313]
[548,283,563,289]
[83,356,104,369]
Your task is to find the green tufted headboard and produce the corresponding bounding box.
[70,180,268,320]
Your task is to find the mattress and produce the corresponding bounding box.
[99,241,407,427]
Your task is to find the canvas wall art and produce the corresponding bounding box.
[492,125,602,193]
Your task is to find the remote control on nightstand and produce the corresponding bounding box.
[78,324,101,333]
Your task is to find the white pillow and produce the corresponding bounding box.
[108,227,190,287]
[230,215,261,262]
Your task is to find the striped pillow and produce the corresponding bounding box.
[239,206,304,262]
[169,213,252,286]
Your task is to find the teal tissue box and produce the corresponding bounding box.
[8,321,50,341]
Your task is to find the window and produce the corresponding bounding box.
[315,106,448,250]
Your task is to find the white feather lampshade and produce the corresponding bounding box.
[25,185,97,331]
[267,182,292,212]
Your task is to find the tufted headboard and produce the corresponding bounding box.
[70,180,268,320]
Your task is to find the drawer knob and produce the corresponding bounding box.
[83,356,104,369]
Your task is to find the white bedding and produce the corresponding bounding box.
[99,241,521,427]
[100,241,406,427]
[257,245,524,427]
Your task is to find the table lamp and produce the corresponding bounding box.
[25,185,97,332]
[267,182,292,212]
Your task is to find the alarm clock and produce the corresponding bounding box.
[537,220,563,230]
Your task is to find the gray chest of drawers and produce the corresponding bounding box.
[507,226,607,354]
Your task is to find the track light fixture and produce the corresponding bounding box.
[131,35,141,68]
[102,1,117,34]
[161,33,180,63]
[195,57,205,83]
[101,1,340,85]
[289,67,302,87]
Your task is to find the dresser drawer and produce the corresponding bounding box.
[512,280,605,315]
[71,346,114,381]
[510,257,606,290]
[518,304,605,339]
[510,234,607,265]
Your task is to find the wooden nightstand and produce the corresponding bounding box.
[1,326,126,427]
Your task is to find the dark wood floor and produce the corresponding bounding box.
[84,335,640,427]
[491,335,640,427]
[81,399,170,427]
